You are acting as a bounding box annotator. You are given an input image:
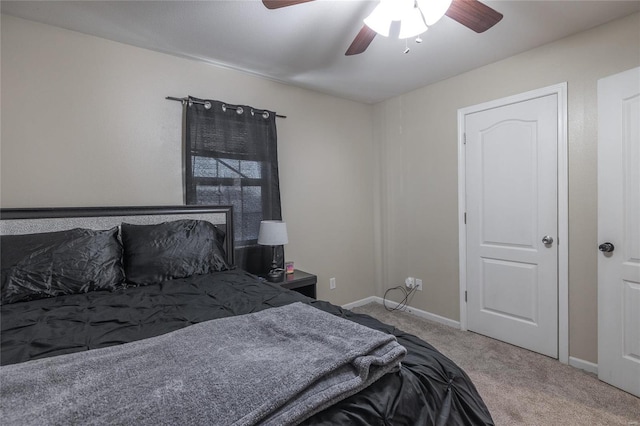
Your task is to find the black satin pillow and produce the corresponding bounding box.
[121,219,229,285]
[1,227,125,305]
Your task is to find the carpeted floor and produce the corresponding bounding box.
[351,302,640,426]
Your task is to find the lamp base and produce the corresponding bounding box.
[266,269,284,282]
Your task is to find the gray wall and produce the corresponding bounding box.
[0,14,376,306]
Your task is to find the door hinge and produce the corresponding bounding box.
[464,212,467,224]
[463,133,467,145]
[465,291,468,302]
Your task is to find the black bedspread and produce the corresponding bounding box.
[1,269,493,425]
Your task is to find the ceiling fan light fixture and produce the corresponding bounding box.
[263,0,503,56]
[399,7,428,39]
[365,0,416,37]
[363,3,393,37]
[417,0,453,26]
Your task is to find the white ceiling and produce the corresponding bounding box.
[2,0,639,104]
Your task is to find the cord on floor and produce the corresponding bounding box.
[383,285,417,312]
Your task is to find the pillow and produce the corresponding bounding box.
[120,219,229,285]
[1,227,125,305]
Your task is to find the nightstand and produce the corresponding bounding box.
[272,270,317,299]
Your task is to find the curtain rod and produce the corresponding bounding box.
[166,96,286,119]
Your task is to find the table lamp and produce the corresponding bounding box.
[257,220,288,282]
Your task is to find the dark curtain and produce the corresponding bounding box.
[184,97,282,274]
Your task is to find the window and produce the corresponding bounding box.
[190,156,265,246]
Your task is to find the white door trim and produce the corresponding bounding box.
[457,83,569,364]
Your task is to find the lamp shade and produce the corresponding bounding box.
[257,221,288,246]
[363,2,393,37]
[364,0,415,37]
[399,7,428,39]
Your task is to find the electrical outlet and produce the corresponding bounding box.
[405,277,415,289]
[415,278,423,291]
[330,277,336,290]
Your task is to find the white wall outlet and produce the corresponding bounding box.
[405,277,415,288]
[415,278,423,291]
[330,277,336,290]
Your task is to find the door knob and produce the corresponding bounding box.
[542,235,554,245]
[598,242,615,253]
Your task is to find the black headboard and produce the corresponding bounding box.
[0,205,235,266]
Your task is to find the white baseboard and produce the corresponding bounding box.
[569,356,598,375]
[341,296,379,310]
[342,296,460,329]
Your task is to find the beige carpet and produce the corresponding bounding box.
[351,302,640,426]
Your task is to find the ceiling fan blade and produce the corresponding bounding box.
[445,0,503,33]
[345,25,377,56]
[262,0,315,10]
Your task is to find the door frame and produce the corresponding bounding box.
[457,83,569,364]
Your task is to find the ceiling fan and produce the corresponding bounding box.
[262,0,503,56]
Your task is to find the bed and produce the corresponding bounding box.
[0,205,493,425]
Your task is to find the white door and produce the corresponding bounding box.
[597,67,640,397]
[465,94,559,358]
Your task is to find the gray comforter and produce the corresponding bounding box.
[0,302,406,425]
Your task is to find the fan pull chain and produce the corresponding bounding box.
[403,37,423,54]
